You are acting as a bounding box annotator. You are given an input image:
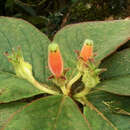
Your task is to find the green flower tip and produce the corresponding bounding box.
[84,39,93,46]
[48,43,59,52]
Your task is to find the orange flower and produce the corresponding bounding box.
[80,39,93,62]
[48,43,63,78]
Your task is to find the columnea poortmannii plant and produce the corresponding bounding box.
[0,18,130,130]
[5,39,104,105]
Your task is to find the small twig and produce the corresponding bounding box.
[60,12,70,28]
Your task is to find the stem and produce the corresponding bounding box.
[31,78,59,95]
[61,85,67,95]
[52,78,67,95]
[67,72,82,94]
[74,87,90,98]
[75,96,88,105]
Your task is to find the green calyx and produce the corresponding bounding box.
[4,47,34,83]
[82,69,100,89]
[82,61,101,90]
[15,60,33,82]
[48,43,59,52]
[74,58,102,99]
[73,66,101,99]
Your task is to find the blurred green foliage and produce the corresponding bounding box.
[0,0,129,39]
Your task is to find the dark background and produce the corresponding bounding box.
[0,0,130,39]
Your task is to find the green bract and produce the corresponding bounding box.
[82,69,100,89]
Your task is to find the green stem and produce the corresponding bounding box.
[52,79,67,95]
[75,96,88,105]
[31,78,59,95]
[61,85,67,95]
[74,87,90,98]
[67,72,82,94]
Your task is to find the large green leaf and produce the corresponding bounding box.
[84,101,117,130]
[85,91,130,130]
[2,95,90,130]
[96,49,130,96]
[0,17,51,102]
[0,101,27,129]
[100,49,130,79]
[53,20,130,77]
[0,71,42,103]
[96,75,130,96]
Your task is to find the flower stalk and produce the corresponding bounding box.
[31,79,59,95]
[66,72,82,95]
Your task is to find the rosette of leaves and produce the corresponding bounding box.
[0,17,130,130]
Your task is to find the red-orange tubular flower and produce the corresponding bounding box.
[48,43,63,78]
[80,39,93,62]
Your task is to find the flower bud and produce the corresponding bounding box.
[4,47,34,82]
[80,39,93,62]
[82,69,100,89]
[48,43,63,78]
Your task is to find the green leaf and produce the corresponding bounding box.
[84,101,117,130]
[96,49,130,96]
[0,71,43,103]
[53,20,130,77]
[100,49,130,79]
[86,91,130,130]
[2,95,90,130]
[0,17,51,102]
[96,75,130,96]
[0,101,27,129]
